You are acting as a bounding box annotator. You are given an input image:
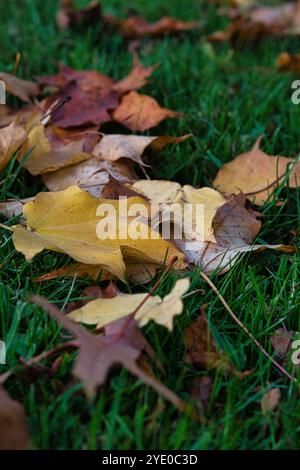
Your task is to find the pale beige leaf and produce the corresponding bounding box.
[43,157,137,195]
[69,278,190,330]
[130,179,226,242]
[93,133,191,164]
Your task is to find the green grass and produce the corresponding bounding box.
[1,0,300,450]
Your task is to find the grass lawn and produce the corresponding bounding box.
[0,0,300,450]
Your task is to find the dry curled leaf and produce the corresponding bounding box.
[69,278,190,331]
[213,136,300,205]
[0,386,30,450]
[31,295,187,411]
[12,185,184,281]
[113,91,180,131]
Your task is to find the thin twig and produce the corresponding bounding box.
[244,172,286,196]
[199,270,297,384]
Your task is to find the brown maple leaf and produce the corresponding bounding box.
[31,295,187,411]
[56,0,101,30]
[209,1,300,43]
[105,14,200,39]
[0,386,30,450]
[113,91,180,131]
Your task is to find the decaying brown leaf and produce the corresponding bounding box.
[261,388,281,415]
[37,57,165,130]
[38,63,114,91]
[0,72,40,102]
[208,1,300,42]
[277,51,300,71]
[213,136,300,205]
[105,14,200,39]
[0,386,30,450]
[190,375,213,411]
[39,57,156,97]
[45,82,118,128]
[56,0,200,38]
[112,91,180,131]
[184,311,230,371]
[31,295,187,411]
[0,121,27,171]
[270,328,298,363]
[56,0,101,30]
[184,308,252,379]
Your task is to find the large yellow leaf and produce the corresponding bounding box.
[68,278,190,330]
[12,186,184,280]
